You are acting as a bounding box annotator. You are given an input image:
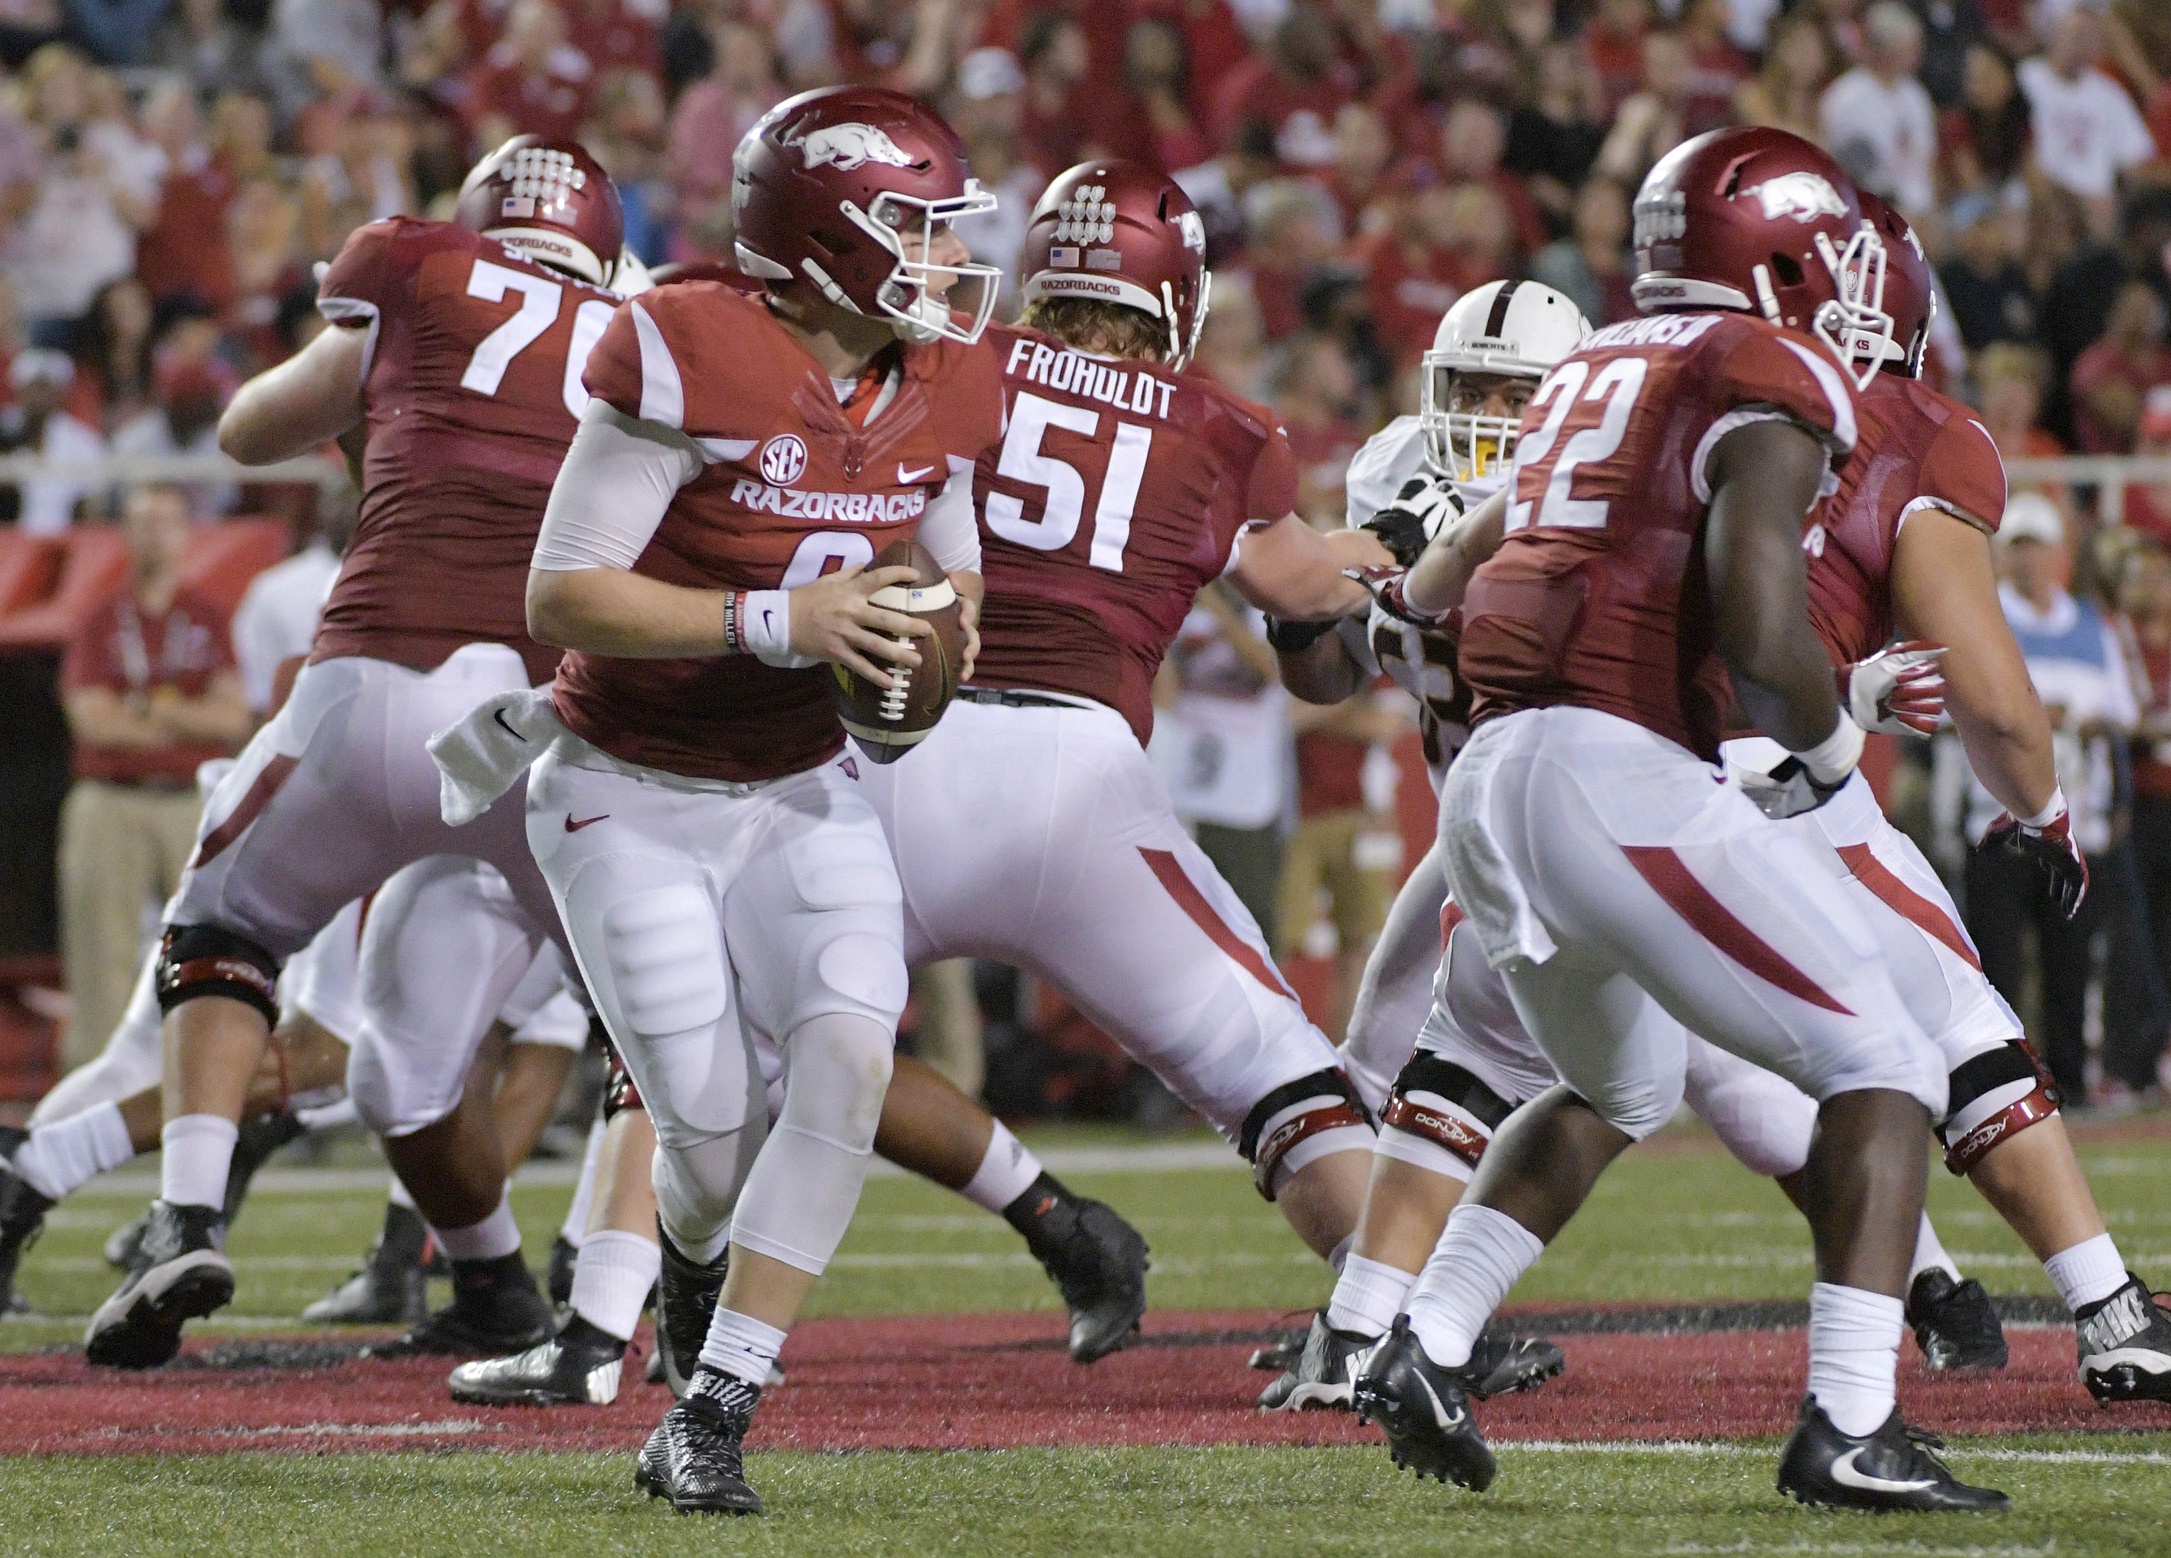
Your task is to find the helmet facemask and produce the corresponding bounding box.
[1162,270,1212,370]
[1421,362,1541,482]
[831,187,1002,345]
[1753,224,1892,392]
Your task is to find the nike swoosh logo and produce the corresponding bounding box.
[1827,1447,1937,1494]
[898,462,936,484]
[1412,1371,1464,1428]
[564,813,609,833]
[492,708,524,740]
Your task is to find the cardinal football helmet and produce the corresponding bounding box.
[454,135,624,289]
[1857,192,1934,378]
[1018,160,1213,369]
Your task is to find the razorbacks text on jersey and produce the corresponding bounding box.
[968,328,1300,744]
[550,280,1006,781]
[1803,374,2005,668]
[313,216,622,685]
[1458,311,1859,760]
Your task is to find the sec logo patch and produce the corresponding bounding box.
[760,434,809,486]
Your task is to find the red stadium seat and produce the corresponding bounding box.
[0,527,128,651]
[177,518,291,619]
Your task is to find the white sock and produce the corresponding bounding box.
[698,1305,788,1388]
[2043,1232,2127,1312]
[1326,1253,1417,1339]
[568,1228,660,1342]
[1909,1213,1961,1284]
[387,1174,417,1211]
[958,1119,1043,1215]
[431,1193,522,1261]
[14,1101,136,1200]
[1806,1281,1903,1437]
[560,1117,608,1248]
[1404,1204,1546,1368]
[159,1114,238,1210]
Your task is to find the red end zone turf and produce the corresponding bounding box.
[2,1310,2163,1456]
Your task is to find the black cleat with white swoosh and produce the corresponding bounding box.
[1258,1310,1376,1411]
[1350,1317,1496,1491]
[1775,1396,2008,1512]
[2076,1274,2171,1403]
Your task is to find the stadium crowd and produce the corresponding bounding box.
[3,0,2171,1112]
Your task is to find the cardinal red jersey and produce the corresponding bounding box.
[551,281,1006,781]
[970,327,1299,745]
[311,217,620,685]
[1458,311,1860,760]
[1804,373,2006,668]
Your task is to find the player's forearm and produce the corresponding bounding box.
[1277,635,1367,704]
[1948,678,2059,820]
[1229,516,1377,620]
[527,567,726,659]
[219,325,368,465]
[1405,488,1508,616]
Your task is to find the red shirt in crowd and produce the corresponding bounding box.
[61,586,238,786]
[463,41,597,144]
[135,153,237,309]
[2070,337,2171,454]
[1357,230,1464,366]
[568,0,660,77]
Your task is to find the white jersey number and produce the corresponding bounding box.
[1506,357,1649,533]
[780,531,875,588]
[459,259,610,417]
[984,391,1152,573]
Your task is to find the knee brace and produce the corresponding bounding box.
[602,1032,646,1122]
[1378,1054,1515,1178]
[1940,1040,2058,1175]
[1239,1068,1372,1200]
[155,924,280,1025]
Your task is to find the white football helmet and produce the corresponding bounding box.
[1419,281,1592,481]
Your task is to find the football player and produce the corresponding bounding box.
[1344,127,2007,1511]
[430,87,1020,1514]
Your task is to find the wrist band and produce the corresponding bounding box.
[1790,714,1865,785]
[722,590,742,654]
[740,589,792,661]
[2018,787,2067,831]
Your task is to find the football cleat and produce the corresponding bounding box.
[1351,1317,1496,1491]
[635,1370,764,1515]
[102,1211,148,1270]
[1465,1329,1568,1399]
[547,1234,579,1308]
[84,1201,233,1369]
[302,1203,430,1325]
[2076,1274,2171,1404]
[1258,1311,1378,1412]
[1247,1323,1306,1374]
[1906,1269,2008,1372]
[1776,1396,2008,1511]
[448,1313,627,1406]
[101,1111,308,1272]
[0,1157,55,1314]
[367,1253,552,1358]
[653,1225,728,1399]
[1020,1194,1150,1363]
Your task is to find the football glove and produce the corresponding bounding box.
[1264,615,1341,653]
[1344,564,1453,630]
[1362,475,1464,568]
[1843,639,1946,737]
[1732,717,1864,820]
[1981,791,2089,919]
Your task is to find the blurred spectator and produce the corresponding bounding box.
[1503,39,1606,226]
[74,275,154,429]
[582,67,670,264]
[1819,2,1937,214]
[2036,185,2171,416]
[1938,41,2030,191]
[1594,28,1701,190]
[568,0,663,81]
[0,347,103,532]
[463,0,597,152]
[1734,11,1833,144]
[1939,189,2035,349]
[63,0,173,66]
[150,0,269,100]
[2016,2,2156,238]
[231,480,350,716]
[262,0,389,128]
[1190,267,1269,401]
[1277,682,1409,1043]
[1319,100,1392,236]
[1677,0,1752,125]
[1271,330,1364,523]
[1963,493,2139,1101]
[1530,174,1634,326]
[1357,185,1461,364]
[1581,0,1651,120]
[56,484,250,1070]
[2128,387,2171,545]
[1120,16,1211,173]
[1019,8,1093,173]
[666,18,780,259]
[1210,3,1351,167]
[2069,280,2171,454]
[948,48,1042,317]
[134,80,236,311]
[1911,0,1992,106]
[2114,535,2171,1099]
[226,175,306,356]
[1242,176,1342,340]
[1437,96,1546,259]
[111,356,238,515]
[0,0,65,69]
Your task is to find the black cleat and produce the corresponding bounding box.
[303,1202,429,1325]
[221,1111,305,1228]
[1465,1328,1568,1399]
[448,1313,628,1406]
[1247,1323,1307,1373]
[653,1225,728,1399]
[84,1201,234,1369]
[1776,1396,2009,1511]
[2076,1274,2171,1404]
[367,1253,552,1358]
[1006,1176,1149,1362]
[547,1234,579,1308]
[1259,1310,1378,1411]
[1907,1269,2008,1372]
[102,1212,148,1271]
[636,1370,764,1514]
[0,1157,55,1314]
[1351,1317,1496,1491]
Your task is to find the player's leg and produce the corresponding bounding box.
[1810,788,2171,1400]
[1339,842,1450,1113]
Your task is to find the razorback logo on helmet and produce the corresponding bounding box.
[1748,172,1850,223]
[1177,210,1206,253]
[791,122,916,172]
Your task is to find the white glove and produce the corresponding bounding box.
[1844,639,1946,737]
[1730,717,1865,820]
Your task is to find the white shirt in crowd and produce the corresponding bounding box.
[10,411,106,536]
[1818,66,1938,215]
[229,542,340,714]
[2016,55,2155,201]
[1150,602,1291,833]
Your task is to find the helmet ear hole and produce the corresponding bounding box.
[1770,252,1805,288]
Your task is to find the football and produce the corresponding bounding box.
[830,538,967,764]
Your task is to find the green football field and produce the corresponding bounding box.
[3,1121,2167,1555]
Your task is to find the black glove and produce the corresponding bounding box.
[1361,475,1463,568]
[1980,797,2089,919]
[1265,615,1340,653]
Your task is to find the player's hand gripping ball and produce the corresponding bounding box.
[830,539,967,764]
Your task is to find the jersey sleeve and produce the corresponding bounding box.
[1344,416,1426,527]
[1913,411,2007,534]
[316,220,410,374]
[1691,322,1861,502]
[1245,422,1300,524]
[580,295,682,429]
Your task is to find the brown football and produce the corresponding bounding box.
[830,538,967,764]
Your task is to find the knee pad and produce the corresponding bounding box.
[1940,1040,2058,1175]
[1378,1054,1516,1178]
[1239,1068,1373,1201]
[156,924,280,1025]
